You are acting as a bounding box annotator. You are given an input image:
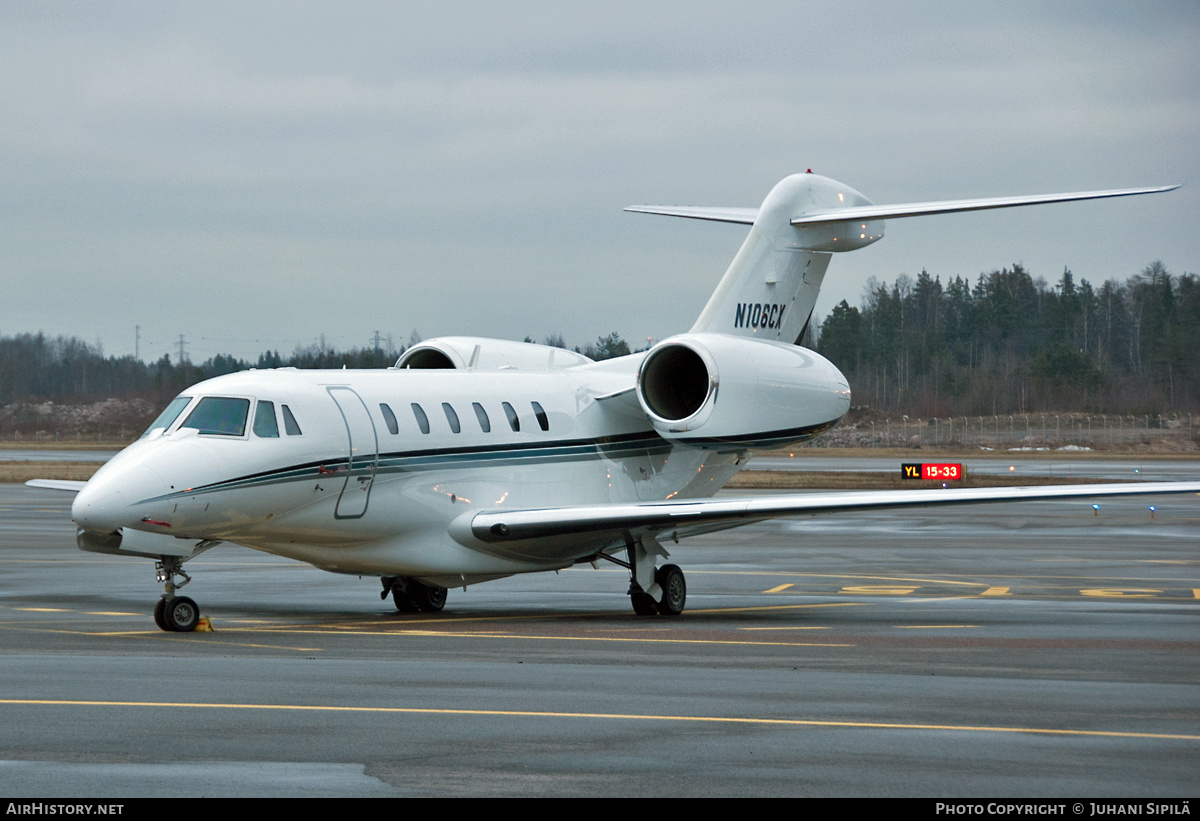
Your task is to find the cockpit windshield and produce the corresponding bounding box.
[180,397,251,437]
[141,396,192,438]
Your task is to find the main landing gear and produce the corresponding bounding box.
[153,556,200,632]
[382,576,448,613]
[604,534,687,616]
[629,563,686,616]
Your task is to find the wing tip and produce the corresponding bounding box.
[25,479,88,492]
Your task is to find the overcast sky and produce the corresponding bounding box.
[1,1,1197,362]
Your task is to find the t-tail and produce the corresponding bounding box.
[626,171,1179,345]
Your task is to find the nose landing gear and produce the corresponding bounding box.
[154,594,200,631]
[154,556,201,632]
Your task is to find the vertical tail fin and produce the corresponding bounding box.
[689,229,832,344]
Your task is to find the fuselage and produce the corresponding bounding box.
[71,341,850,585]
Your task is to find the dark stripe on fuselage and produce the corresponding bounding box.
[140,418,840,504]
[143,430,670,502]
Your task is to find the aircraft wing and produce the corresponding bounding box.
[624,186,1179,228]
[622,205,758,224]
[790,185,1180,226]
[471,482,1200,545]
[25,479,88,492]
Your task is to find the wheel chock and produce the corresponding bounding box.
[195,616,214,632]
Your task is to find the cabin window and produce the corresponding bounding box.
[282,404,303,436]
[472,402,491,433]
[411,403,430,434]
[443,402,461,434]
[181,397,250,437]
[380,403,399,435]
[253,400,280,438]
[502,401,520,432]
[531,401,549,431]
[141,396,192,438]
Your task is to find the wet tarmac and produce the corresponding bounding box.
[1,482,1197,797]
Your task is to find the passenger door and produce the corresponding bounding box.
[327,387,378,519]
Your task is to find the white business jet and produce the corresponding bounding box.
[30,171,1198,631]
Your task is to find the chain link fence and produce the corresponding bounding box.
[816,413,1198,450]
[1,430,129,443]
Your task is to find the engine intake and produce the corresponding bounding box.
[635,333,850,447]
[396,337,593,371]
[638,343,713,423]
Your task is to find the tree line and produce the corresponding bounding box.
[0,331,639,410]
[3,258,1195,426]
[816,261,1199,415]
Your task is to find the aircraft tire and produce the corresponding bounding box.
[153,598,168,631]
[164,596,200,632]
[393,592,420,612]
[655,565,686,616]
[414,583,447,612]
[630,589,658,616]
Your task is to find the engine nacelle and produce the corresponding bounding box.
[636,333,850,448]
[396,337,593,371]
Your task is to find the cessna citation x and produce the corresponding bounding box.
[30,171,1199,631]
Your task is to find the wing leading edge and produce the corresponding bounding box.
[789,185,1181,226]
[471,482,1200,544]
[622,205,759,224]
[625,185,1179,228]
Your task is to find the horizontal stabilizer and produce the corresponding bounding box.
[472,481,1200,543]
[25,479,87,493]
[623,205,758,224]
[630,173,1179,344]
[790,185,1180,226]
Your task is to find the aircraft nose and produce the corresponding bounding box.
[72,436,229,534]
[72,457,170,533]
[72,477,128,533]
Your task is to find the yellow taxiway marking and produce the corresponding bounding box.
[738,626,829,631]
[86,631,326,652]
[239,601,870,632]
[841,585,917,595]
[1033,558,1199,566]
[0,622,323,652]
[224,628,855,648]
[13,607,70,613]
[894,625,978,629]
[684,602,865,615]
[763,583,795,594]
[1080,588,1162,598]
[85,611,141,617]
[949,573,1200,585]
[980,587,1011,597]
[1,698,1195,742]
[201,640,325,652]
[688,570,984,588]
